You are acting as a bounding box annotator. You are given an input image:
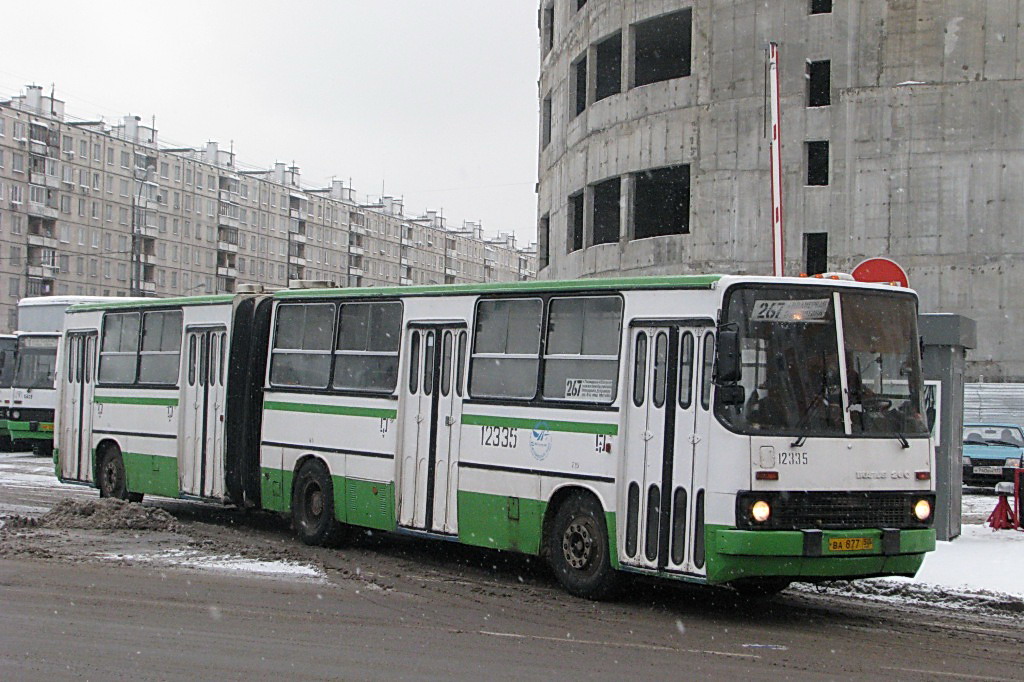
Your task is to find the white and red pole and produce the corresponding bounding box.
[768,42,784,277]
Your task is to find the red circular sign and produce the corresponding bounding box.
[851,257,909,288]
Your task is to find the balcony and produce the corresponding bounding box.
[217,213,240,229]
[399,257,409,266]
[27,265,58,278]
[289,208,302,219]
[446,249,458,258]
[217,265,238,278]
[27,234,59,249]
[139,281,157,294]
[27,203,59,220]
[218,190,237,204]
[138,224,158,238]
[288,254,306,267]
[400,277,412,286]
[445,267,457,276]
[140,253,156,266]
[217,240,239,254]
[29,140,48,156]
[348,267,364,277]
[349,224,366,236]
[349,245,364,256]
[289,231,306,244]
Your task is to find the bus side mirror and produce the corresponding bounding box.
[717,328,741,384]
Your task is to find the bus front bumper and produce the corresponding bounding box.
[706,526,936,584]
[7,420,55,441]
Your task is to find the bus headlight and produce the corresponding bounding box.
[1005,458,1021,468]
[751,500,772,523]
[913,499,932,521]
[10,410,19,420]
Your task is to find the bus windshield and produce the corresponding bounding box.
[14,336,59,390]
[0,340,15,388]
[716,285,927,438]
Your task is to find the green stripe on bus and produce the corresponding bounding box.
[461,413,618,436]
[263,401,397,419]
[94,396,179,406]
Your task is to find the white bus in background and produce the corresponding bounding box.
[11,297,129,455]
[0,334,16,449]
[55,276,937,599]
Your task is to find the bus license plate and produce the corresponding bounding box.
[828,537,874,552]
[973,466,1002,475]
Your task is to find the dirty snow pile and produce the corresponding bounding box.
[10,498,179,532]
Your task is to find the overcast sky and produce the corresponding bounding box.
[0,1,540,242]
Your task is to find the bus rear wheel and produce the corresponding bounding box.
[547,493,619,600]
[292,459,341,546]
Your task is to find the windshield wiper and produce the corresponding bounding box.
[988,439,1022,447]
[895,432,909,449]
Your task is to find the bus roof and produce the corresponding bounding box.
[63,273,916,312]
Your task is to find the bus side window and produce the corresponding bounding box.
[653,332,668,408]
[423,331,435,396]
[632,333,647,407]
[679,332,694,409]
[188,335,197,387]
[409,331,420,394]
[220,332,227,386]
[456,331,467,397]
[441,330,453,397]
[700,333,715,410]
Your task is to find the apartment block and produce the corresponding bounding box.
[0,85,537,331]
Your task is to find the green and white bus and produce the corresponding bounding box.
[0,334,16,449]
[11,297,125,455]
[55,275,937,597]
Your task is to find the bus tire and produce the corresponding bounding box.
[97,447,129,500]
[292,459,340,546]
[547,493,619,600]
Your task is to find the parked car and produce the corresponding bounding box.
[962,423,1024,487]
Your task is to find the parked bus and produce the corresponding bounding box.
[55,276,936,597]
[12,297,127,455]
[0,334,16,449]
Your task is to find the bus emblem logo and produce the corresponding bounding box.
[531,422,552,461]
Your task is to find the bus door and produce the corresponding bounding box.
[622,322,704,574]
[179,326,228,499]
[59,331,97,482]
[398,324,468,534]
[686,328,716,579]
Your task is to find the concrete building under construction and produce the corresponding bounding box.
[536,0,1024,381]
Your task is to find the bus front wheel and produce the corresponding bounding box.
[547,493,619,600]
[97,448,128,500]
[292,459,341,546]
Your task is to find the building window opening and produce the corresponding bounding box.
[539,213,550,268]
[633,165,690,240]
[573,53,588,116]
[592,178,621,245]
[803,232,828,275]
[806,141,829,186]
[633,9,692,88]
[542,5,555,54]
[810,0,833,14]
[541,95,553,149]
[595,33,622,101]
[568,192,584,252]
[807,60,831,107]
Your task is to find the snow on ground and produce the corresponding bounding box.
[102,548,324,580]
[911,524,1024,598]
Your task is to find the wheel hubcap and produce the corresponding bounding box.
[307,485,324,518]
[562,517,594,569]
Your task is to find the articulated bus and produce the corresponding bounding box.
[11,297,126,455]
[55,276,936,597]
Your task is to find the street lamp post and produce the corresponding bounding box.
[130,165,154,297]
